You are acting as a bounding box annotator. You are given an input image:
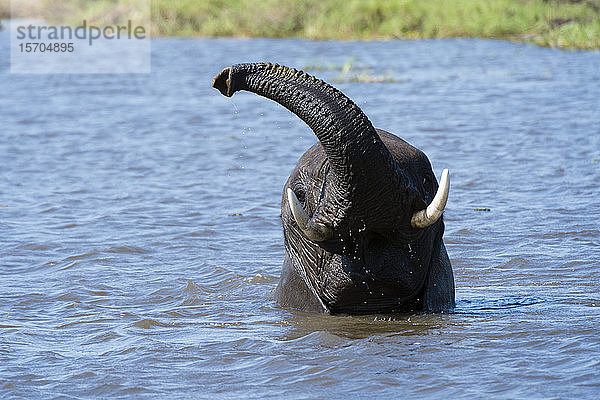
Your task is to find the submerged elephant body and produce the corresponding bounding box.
[213,63,454,314]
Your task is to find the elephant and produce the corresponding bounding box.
[212,63,454,314]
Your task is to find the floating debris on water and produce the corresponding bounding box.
[303,57,403,83]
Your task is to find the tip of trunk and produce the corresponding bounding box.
[212,67,234,97]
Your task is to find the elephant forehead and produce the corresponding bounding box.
[293,130,430,179]
[292,142,329,181]
[376,129,431,172]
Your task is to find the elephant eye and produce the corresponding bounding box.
[422,176,434,198]
[294,187,306,203]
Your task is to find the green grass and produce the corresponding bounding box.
[151,0,600,49]
[4,0,600,49]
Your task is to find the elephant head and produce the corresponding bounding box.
[213,63,454,314]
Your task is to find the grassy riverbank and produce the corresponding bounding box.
[3,0,600,49]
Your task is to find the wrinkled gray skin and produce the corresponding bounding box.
[213,63,454,314]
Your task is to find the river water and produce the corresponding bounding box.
[1,33,599,398]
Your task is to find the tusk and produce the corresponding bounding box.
[411,169,450,228]
[287,188,333,242]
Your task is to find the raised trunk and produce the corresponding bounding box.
[213,63,415,232]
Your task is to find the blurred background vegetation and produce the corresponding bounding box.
[2,0,600,49]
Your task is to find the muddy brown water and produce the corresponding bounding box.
[1,35,599,398]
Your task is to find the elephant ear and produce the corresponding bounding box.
[274,254,329,313]
[423,234,455,311]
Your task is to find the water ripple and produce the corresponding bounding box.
[1,37,599,399]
